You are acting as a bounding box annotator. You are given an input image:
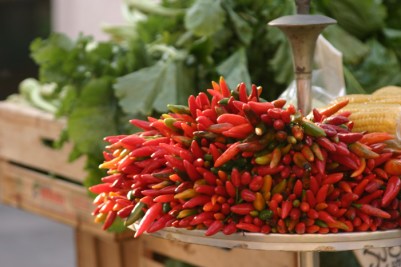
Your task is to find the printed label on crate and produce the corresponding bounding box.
[354,247,401,267]
[28,179,76,219]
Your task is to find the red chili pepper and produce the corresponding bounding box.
[306,225,320,233]
[134,202,163,238]
[330,154,358,170]
[340,193,359,208]
[241,189,256,202]
[194,184,215,196]
[205,220,224,236]
[256,165,285,176]
[360,132,395,145]
[222,222,238,235]
[89,183,114,194]
[231,203,254,215]
[353,204,391,219]
[316,184,329,204]
[295,222,306,234]
[236,223,261,233]
[316,137,336,152]
[182,195,211,209]
[154,194,175,203]
[337,132,363,144]
[240,171,252,185]
[190,211,214,226]
[249,175,263,191]
[339,181,353,194]
[225,181,236,198]
[357,190,384,204]
[374,152,393,167]
[247,101,274,115]
[293,180,303,197]
[353,178,370,196]
[281,200,293,219]
[214,142,240,167]
[230,168,241,187]
[102,211,117,230]
[373,168,388,180]
[382,176,401,207]
[306,190,316,207]
[322,173,344,185]
[324,115,349,125]
[147,214,175,233]
[320,99,349,117]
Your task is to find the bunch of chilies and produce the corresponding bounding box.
[90,78,401,237]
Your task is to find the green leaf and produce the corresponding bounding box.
[325,0,386,39]
[185,0,226,37]
[323,25,369,65]
[269,39,293,85]
[30,33,75,84]
[383,28,401,59]
[224,4,252,45]
[67,77,118,157]
[115,58,195,115]
[351,39,401,93]
[216,47,251,89]
[114,62,168,115]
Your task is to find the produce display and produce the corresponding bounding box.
[90,79,401,236]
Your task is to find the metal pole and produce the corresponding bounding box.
[268,1,336,115]
[296,0,311,14]
[298,251,320,267]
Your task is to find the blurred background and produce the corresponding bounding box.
[0,0,124,100]
[0,1,123,266]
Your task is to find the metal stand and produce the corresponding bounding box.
[298,251,319,267]
[268,0,335,115]
[130,225,401,267]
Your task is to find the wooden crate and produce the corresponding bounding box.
[0,102,85,183]
[0,102,298,267]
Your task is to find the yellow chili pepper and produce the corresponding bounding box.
[177,209,198,219]
[174,188,197,199]
[253,192,266,211]
[151,180,171,189]
[351,158,366,178]
[272,179,287,195]
[255,153,272,165]
[261,175,273,200]
[270,147,282,168]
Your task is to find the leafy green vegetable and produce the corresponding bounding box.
[185,0,226,37]
[323,25,369,65]
[351,39,401,93]
[67,77,118,156]
[322,0,387,39]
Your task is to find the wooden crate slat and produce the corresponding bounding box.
[142,235,297,267]
[97,236,124,267]
[0,102,85,182]
[75,229,99,267]
[0,160,96,229]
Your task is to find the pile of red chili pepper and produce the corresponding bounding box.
[90,78,401,237]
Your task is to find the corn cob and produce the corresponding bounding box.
[330,84,401,141]
[372,86,401,96]
[344,104,401,136]
[335,94,401,105]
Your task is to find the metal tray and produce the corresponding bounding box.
[129,225,401,252]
